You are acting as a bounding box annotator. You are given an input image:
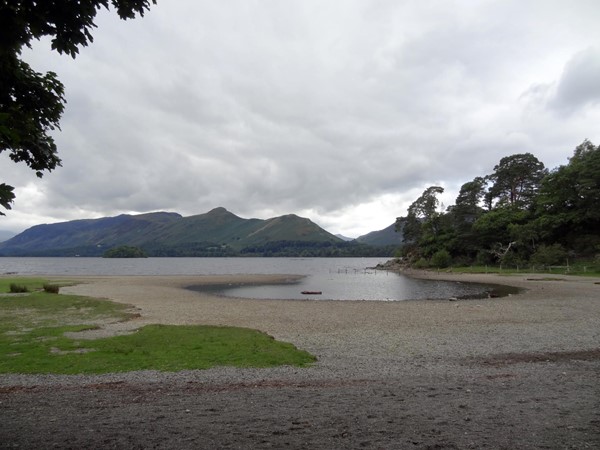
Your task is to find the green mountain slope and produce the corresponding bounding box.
[0,207,349,256]
[145,207,263,249]
[243,214,338,247]
[0,212,182,256]
[356,223,403,246]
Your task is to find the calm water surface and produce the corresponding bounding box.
[0,257,499,301]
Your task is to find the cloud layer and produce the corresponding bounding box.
[3,0,600,237]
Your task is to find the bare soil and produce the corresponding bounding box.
[1,272,599,449]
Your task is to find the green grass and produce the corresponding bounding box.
[0,278,315,374]
[0,277,52,293]
[436,263,600,277]
[0,286,133,329]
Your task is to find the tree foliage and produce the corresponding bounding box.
[0,0,156,214]
[396,186,444,248]
[486,153,547,209]
[398,141,600,267]
[535,139,600,252]
[103,245,147,258]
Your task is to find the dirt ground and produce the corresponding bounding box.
[1,272,599,449]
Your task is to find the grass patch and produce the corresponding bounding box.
[128,325,315,370]
[1,325,315,374]
[438,263,600,277]
[43,283,60,294]
[0,289,133,329]
[0,278,52,293]
[9,283,29,293]
[0,278,315,374]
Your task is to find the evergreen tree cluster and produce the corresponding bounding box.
[103,245,147,258]
[396,140,600,268]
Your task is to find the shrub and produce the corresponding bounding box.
[475,249,494,265]
[530,244,567,267]
[451,255,473,267]
[413,257,430,269]
[501,251,527,269]
[43,283,60,294]
[9,283,29,293]
[430,249,451,268]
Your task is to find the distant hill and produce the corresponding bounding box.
[0,207,395,257]
[0,212,182,256]
[356,223,403,247]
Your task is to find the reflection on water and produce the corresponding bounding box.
[196,269,501,301]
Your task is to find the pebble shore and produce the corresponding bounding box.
[1,271,599,449]
[2,271,598,387]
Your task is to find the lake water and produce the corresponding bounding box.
[0,257,502,301]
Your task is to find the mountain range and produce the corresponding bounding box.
[0,207,402,257]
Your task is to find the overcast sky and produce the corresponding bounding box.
[3,0,600,238]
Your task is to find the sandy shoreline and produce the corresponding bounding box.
[2,271,599,448]
[3,270,599,383]
[32,271,600,374]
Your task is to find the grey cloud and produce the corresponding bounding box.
[3,1,600,236]
[551,48,600,113]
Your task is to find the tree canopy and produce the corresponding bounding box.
[396,141,600,267]
[486,153,547,209]
[0,0,156,214]
[103,245,147,258]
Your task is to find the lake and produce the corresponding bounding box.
[0,257,502,301]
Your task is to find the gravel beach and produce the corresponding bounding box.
[1,271,599,449]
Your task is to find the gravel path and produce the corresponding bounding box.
[1,272,599,449]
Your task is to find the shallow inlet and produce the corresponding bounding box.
[190,270,519,301]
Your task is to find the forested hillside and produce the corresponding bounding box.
[396,140,600,268]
